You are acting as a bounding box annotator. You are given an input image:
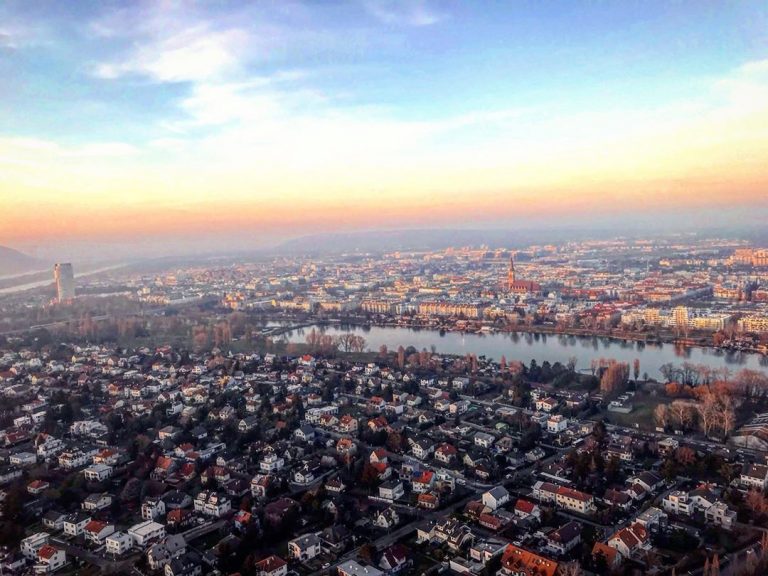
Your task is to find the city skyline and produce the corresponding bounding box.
[2,1,768,256]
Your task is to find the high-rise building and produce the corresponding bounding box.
[54,263,75,302]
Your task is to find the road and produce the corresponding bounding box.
[308,483,486,576]
[182,518,227,541]
[50,535,140,574]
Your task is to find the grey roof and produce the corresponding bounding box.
[486,486,509,500]
[337,560,384,576]
[290,532,321,548]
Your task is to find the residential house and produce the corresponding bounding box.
[337,560,383,576]
[147,535,187,571]
[42,511,66,532]
[499,544,558,576]
[84,521,115,546]
[740,463,768,490]
[379,544,409,574]
[482,486,510,511]
[21,532,50,560]
[435,443,458,465]
[128,520,166,548]
[417,492,440,510]
[62,513,91,537]
[35,545,66,574]
[544,522,581,556]
[255,555,288,576]
[82,493,112,512]
[193,491,231,518]
[411,438,435,460]
[142,497,167,521]
[473,432,495,449]
[513,499,541,522]
[412,470,435,494]
[83,463,113,482]
[607,523,651,560]
[288,533,322,561]
[106,532,133,556]
[379,481,405,501]
[374,508,399,530]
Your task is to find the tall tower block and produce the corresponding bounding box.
[54,263,75,302]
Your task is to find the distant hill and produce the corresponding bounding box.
[0,246,45,276]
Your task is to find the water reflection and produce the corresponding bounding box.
[281,324,767,380]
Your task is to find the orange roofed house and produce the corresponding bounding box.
[500,544,558,576]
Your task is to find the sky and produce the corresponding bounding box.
[1,0,768,258]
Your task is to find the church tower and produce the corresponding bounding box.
[507,255,516,291]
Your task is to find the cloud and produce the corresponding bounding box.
[362,0,445,26]
[0,31,16,50]
[92,26,249,82]
[87,2,363,84]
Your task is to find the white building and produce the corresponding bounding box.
[62,513,91,537]
[9,452,37,467]
[546,415,568,434]
[378,481,405,501]
[482,486,510,511]
[337,560,384,576]
[84,521,115,545]
[35,545,66,574]
[129,520,166,548]
[193,491,231,518]
[82,493,113,511]
[21,532,50,560]
[83,463,113,482]
[259,452,285,473]
[142,497,167,520]
[740,463,768,490]
[36,436,64,459]
[288,533,322,561]
[106,531,133,556]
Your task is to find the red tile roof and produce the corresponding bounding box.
[38,545,60,560]
[501,544,558,576]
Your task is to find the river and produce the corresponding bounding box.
[0,263,130,296]
[280,324,768,380]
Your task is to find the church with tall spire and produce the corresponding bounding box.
[506,254,542,295]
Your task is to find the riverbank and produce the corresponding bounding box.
[263,314,768,356]
[267,318,768,380]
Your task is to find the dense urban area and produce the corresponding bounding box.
[1,238,768,576]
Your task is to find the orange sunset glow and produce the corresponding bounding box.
[1,1,768,257]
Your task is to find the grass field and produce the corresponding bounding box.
[604,391,669,430]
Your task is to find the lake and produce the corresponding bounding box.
[280,324,768,381]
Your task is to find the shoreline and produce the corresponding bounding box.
[263,315,768,357]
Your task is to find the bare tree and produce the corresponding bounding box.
[719,394,737,437]
[351,335,367,353]
[336,333,357,353]
[669,400,693,430]
[695,387,719,437]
